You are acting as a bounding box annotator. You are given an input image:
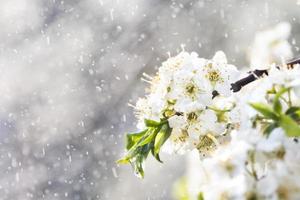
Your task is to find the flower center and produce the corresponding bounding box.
[206,69,223,83]
[187,112,198,122]
[186,83,197,94]
[196,134,217,155]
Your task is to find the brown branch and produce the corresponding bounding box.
[230,58,300,93]
[230,69,268,92]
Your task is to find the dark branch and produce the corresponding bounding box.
[230,69,268,92]
[287,58,300,68]
[230,58,300,93]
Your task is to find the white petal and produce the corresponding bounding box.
[212,51,227,64]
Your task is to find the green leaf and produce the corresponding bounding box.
[119,129,150,162]
[151,147,162,163]
[151,124,172,163]
[267,86,276,94]
[197,193,204,200]
[136,128,159,147]
[154,124,171,155]
[273,87,289,114]
[289,112,300,122]
[293,110,300,121]
[249,103,278,120]
[116,157,130,164]
[285,106,300,121]
[126,130,147,150]
[121,145,141,162]
[273,96,282,114]
[144,119,161,127]
[117,119,172,178]
[134,153,145,178]
[132,144,152,178]
[285,106,300,115]
[278,114,300,137]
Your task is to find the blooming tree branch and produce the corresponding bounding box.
[118,49,300,184]
[115,23,300,199]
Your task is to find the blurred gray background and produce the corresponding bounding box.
[0,0,300,199]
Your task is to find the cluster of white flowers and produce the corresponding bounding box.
[120,22,300,198]
[175,63,300,200]
[135,51,239,155]
[186,128,300,200]
[175,23,300,200]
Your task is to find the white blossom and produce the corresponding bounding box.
[202,51,240,96]
[250,22,293,70]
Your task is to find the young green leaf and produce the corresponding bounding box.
[151,124,172,163]
[249,103,278,120]
[285,106,300,115]
[273,96,282,114]
[117,119,173,178]
[273,87,289,114]
[132,144,152,178]
[289,112,300,122]
[116,157,130,164]
[118,131,151,166]
[279,114,300,137]
[144,119,161,127]
[136,128,159,147]
[134,153,145,178]
[285,106,300,121]
[120,145,142,162]
[126,130,147,150]
[151,146,162,163]
[154,123,171,155]
[197,192,204,200]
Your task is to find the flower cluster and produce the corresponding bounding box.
[118,23,300,199]
[183,65,300,199]
[118,51,240,177]
[142,51,240,152]
[184,128,300,200]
